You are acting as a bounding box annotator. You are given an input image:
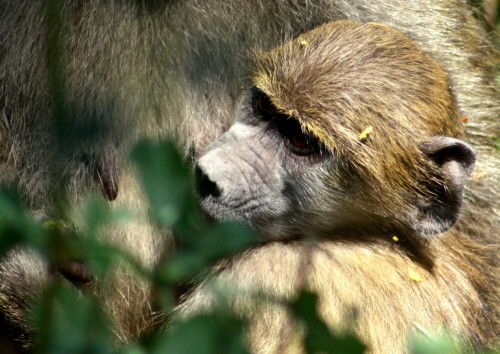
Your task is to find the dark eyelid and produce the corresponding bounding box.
[251,87,327,157]
[274,116,325,156]
[251,88,277,120]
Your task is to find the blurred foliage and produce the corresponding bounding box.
[492,135,500,151]
[291,292,365,354]
[469,0,499,37]
[0,140,364,354]
[0,141,496,354]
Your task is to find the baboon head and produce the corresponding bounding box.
[195,20,476,242]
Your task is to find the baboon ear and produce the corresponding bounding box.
[417,137,476,236]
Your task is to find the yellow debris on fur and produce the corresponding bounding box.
[359,126,373,141]
[409,269,424,282]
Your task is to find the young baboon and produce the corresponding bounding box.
[0,0,498,352]
[190,20,499,353]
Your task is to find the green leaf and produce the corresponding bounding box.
[411,334,460,354]
[0,190,44,257]
[131,141,196,228]
[150,313,249,354]
[291,291,366,354]
[200,222,255,261]
[492,135,500,151]
[32,284,114,354]
[0,190,28,255]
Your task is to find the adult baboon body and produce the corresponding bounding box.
[0,0,498,352]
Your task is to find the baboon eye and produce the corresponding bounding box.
[288,132,312,154]
[287,129,320,156]
[275,116,321,156]
[251,87,323,156]
[252,88,276,120]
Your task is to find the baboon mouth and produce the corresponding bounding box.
[200,198,261,222]
[56,261,94,287]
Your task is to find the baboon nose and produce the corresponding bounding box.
[195,165,221,198]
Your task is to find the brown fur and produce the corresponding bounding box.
[0,1,498,353]
[253,22,463,230]
[178,21,499,353]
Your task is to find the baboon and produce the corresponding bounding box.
[0,0,498,353]
[190,20,499,353]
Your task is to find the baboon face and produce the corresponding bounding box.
[195,21,476,241]
[196,87,332,240]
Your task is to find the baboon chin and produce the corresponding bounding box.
[0,1,498,353]
[190,20,498,353]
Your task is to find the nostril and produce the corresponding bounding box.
[195,165,221,198]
